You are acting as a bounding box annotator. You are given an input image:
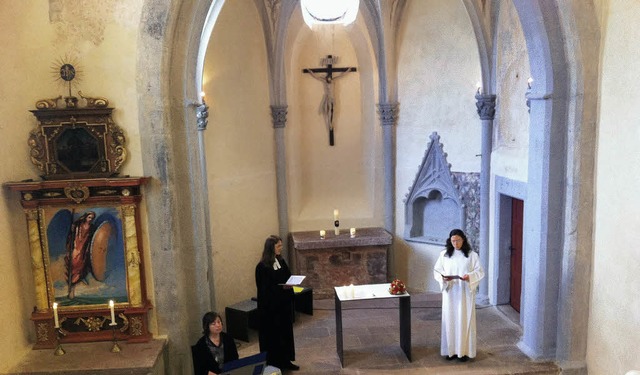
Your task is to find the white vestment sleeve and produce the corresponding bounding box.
[467,252,485,291]
[434,250,452,292]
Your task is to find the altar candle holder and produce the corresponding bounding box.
[110,322,121,353]
[334,220,340,235]
[54,328,66,356]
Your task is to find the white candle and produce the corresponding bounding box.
[320,230,326,238]
[350,228,356,238]
[334,227,340,235]
[53,302,60,328]
[109,300,116,323]
[349,284,355,299]
[333,209,339,221]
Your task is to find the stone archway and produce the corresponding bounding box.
[136,0,222,373]
[510,1,598,371]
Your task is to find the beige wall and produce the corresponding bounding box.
[395,0,481,292]
[203,0,278,313]
[590,0,640,373]
[285,18,383,231]
[0,1,146,371]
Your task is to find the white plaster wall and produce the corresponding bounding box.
[589,1,640,373]
[203,0,278,314]
[492,1,530,183]
[285,17,383,232]
[0,0,145,371]
[395,0,481,292]
[487,1,530,302]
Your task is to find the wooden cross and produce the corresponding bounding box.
[302,55,357,146]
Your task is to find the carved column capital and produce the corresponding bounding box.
[196,101,209,131]
[377,102,399,127]
[270,105,288,128]
[475,94,497,120]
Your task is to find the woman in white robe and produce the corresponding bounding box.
[434,229,485,361]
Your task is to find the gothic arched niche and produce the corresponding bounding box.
[404,132,464,245]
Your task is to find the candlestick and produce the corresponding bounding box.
[110,322,121,353]
[319,230,326,239]
[53,302,60,328]
[54,327,66,356]
[350,228,356,238]
[109,300,116,323]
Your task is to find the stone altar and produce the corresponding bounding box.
[289,227,393,299]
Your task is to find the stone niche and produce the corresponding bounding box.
[404,132,466,245]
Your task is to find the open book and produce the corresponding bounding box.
[434,270,462,280]
[279,275,305,286]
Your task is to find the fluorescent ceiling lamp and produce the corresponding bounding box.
[301,0,359,27]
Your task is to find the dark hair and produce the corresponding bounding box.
[445,229,471,258]
[202,311,222,336]
[260,235,282,266]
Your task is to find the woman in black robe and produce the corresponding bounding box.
[255,235,299,371]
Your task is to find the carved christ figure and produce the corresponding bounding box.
[306,67,355,138]
[303,55,357,146]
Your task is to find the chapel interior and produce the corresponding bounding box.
[1,1,638,374]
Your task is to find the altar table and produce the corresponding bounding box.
[334,283,411,367]
[290,227,392,299]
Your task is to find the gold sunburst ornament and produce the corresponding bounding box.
[51,56,82,108]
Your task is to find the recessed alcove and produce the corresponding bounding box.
[404,132,466,245]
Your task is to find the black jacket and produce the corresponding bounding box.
[192,332,239,375]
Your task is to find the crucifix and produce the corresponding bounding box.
[302,55,357,146]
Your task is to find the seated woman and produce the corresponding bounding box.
[192,311,239,375]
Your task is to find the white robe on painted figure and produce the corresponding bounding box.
[434,249,485,358]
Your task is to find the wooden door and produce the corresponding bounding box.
[510,198,524,312]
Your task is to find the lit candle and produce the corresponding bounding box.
[350,228,356,238]
[527,77,534,89]
[333,209,339,221]
[349,284,355,299]
[109,300,116,323]
[53,302,60,328]
[320,230,326,239]
[200,91,206,103]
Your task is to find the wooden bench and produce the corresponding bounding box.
[225,299,258,342]
[225,288,313,341]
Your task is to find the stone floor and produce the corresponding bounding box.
[237,293,561,375]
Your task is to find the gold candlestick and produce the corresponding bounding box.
[54,327,66,356]
[110,322,121,353]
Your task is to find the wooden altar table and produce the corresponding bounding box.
[289,227,392,299]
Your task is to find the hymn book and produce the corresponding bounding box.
[280,275,306,286]
[434,270,462,280]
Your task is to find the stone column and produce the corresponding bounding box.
[195,99,216,308]
[270,105,290,258]
[474,93,496,305]
[377,102,398,233]
[377,102,398,279]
